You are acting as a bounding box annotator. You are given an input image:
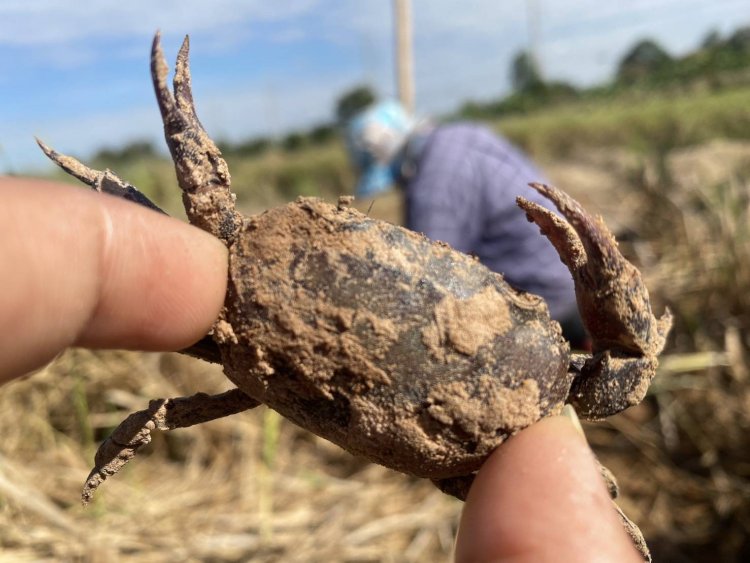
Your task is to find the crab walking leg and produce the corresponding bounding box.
[517,183,672,419]
[36,139,166,214]
[432,474,476,501]
[82,388,260,505]
[596,460,650,560]
[151,33,242,245]
[615,503,651,561]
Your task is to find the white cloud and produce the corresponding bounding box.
[0,0,321,46]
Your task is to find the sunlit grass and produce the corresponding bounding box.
[496,86,750,158]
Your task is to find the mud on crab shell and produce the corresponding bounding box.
[38,33,670,561]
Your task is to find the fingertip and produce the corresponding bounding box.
[74,195,230,351]
[455,415,642,562]
[0,178,229,380]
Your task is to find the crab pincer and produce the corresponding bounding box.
[517,183,672,419]
[150,32,242,244]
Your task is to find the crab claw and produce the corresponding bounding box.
[517,183,672,419]
[150,32,241,244]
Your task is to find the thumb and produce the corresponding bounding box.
[455,410,643,563]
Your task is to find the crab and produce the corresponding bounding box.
[39,33,670,559]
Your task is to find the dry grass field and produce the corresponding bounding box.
[3,90,750,561]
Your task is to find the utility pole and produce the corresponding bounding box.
[525,0,543,79]
[393,0,415,112]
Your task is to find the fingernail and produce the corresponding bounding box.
[561,404,586,439]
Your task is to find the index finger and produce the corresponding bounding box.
[0,177,228,382]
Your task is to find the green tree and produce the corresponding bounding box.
[510,50,544,94]
[308,123,336,145]
[727,26,750,53]
[701,29,722,50]
[218,137,272,157]
[335,85,376,123]
[617,39,673,84]
[281,132,306,152]
[93,140,158,163]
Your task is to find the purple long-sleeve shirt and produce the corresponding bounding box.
[402,123,577,321]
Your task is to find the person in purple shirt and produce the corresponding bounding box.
[345,101,588,349]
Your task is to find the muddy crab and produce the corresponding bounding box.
[39,33,670,559]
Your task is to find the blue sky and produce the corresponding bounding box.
[1,0,748,172]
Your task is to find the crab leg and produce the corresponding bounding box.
[517,183,672,419]
[151,33,242,245]
[82,388,260,505]
[36,139,165,214]
[37,142,228,366]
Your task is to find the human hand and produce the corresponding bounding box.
[0,177,228,383]
[455,412,644,562]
